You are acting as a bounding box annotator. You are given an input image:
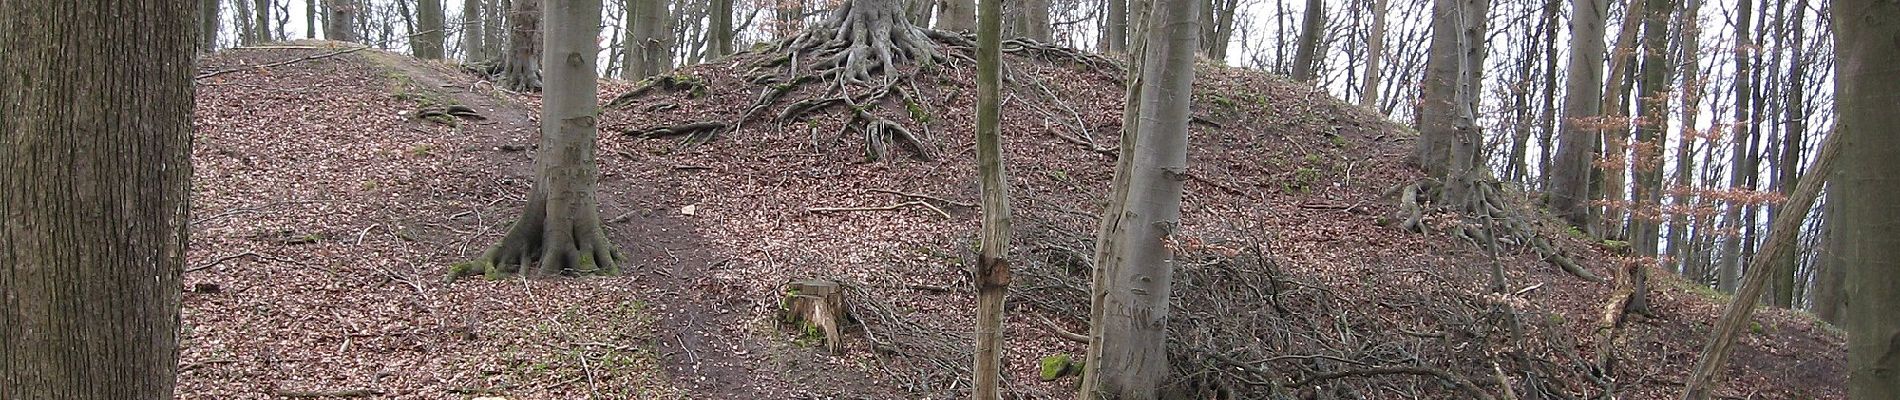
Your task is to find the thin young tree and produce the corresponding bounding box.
[0,0,196,398]
[1546,0,1609,230]
[1077,0,1199,397]
[1832,0,1900,396]
[970,0,1010,397]
[1714,0,1756,292]
[1766,0,1810,308]
[452,0,624,278]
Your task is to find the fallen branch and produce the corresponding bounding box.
[1285,366,1496,400]
[274,388,381,398]
[809,201,952,219]
[185,251,306,273]
[870,188,975,208]
[196,45,373,80]
[1036,316,1089,344]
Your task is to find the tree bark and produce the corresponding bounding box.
[455,0,624,279]
[938,0,975,32]
[326,0,358,42]
[1810,198,1843,324]
[1358,0,1387,106]
[1715,0,1755,293]
[462,0,485,61]
[1079,0,1197,397]
[970,0,1010,396]
[1198,0,1238,62]
[237,0,256,44]
[1679,125,1839,400]
[1597,0,1644,239]
[624,0,672,80]
[499,0,540,91]
[1533,0,1558,189]
[1667,0,1703,275]
[707,0,733,58]
[307,0,317,38]
[0,0,194,398]
[1081,0,1151,395]
[1099,0,1127,52]
[1289,0,1322,81]
[203,0,223,49]
[1766,0,1808,308]
[1008,0,1051,42]
[416,0,447,59]
[1545,0,1609,230]
[255,0,273,43]
[1832,0,1900,396]
[1627,0,1671,263]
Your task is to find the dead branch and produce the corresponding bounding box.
[808,201,952,219]
[869,188,975,207]
[196,45,373,80]
[1285,366,1496,400]
[1037,316,1090,344]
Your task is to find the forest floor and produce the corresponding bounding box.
[181,40,1846,399]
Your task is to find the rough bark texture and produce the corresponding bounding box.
[0,0,195,398]
[1545,0,1608,230]
[1359,0,1386,107]
[1078,0,1198,397]
[971,0,1009,396]
[499,0,540,91]
[1832,0,1900,396]
[1289,0,1323,81]
[1679,129,1839,400]
[452,0,623,279]
[415,0,447,59]
[938,0,975,31]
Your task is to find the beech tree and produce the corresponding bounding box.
[1545,0,1608,230]
[707,0,734,58]
[1289,0,1323,81]
[1077,0,1199,396]
[0,0,195,398]
[452,0,624,278]
[327,0,359,42]
[498,0,540,91]
[415,0,447,59]
[623,0,672,80]
[1832,0,1900,396]
[463,0,485,61]
[1359,0,1387,106]
[939,0,975,31]
[970,0,1010,397]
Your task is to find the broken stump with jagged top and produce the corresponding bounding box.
[782,279,847,354]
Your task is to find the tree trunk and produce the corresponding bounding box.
[485,0,506,56]
[415,0,446,59]
[326,0,358,42]
[970,0,1010,396]
[499,0,540,91]
[1099,0,1127,52]
[0,0,194,398]
[463,0,485,61]
[1007,0,1050,42]
[707,0,733,58]
[1080,0,1150,395]
[1413,0,1479,183]
[454,0,624,279]
[938,0,975,32]
[1289,0,1322,81]
[624,0,671,80]
[307,0,317,38]
[237,0,256,44]
[255,0,273,43]
[1810,198,1843,323]
[1767,0,1808,308]
[1667,0,1702,275]
[203,0,223,49]
[1534,0,1558,189]
[1197,0,1237,62]
[1832,0,1900,396]
[1679,126,1839,400]
[1598,0,1644,239]
[1359,0,1386,107]
[1715,0,1755,293]
[1079,0,1197,397]
[1545,0,1609,230]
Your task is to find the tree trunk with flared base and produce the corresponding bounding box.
[498,0,540,91]
[452,0,621,279]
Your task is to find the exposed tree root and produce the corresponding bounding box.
[1389,179,1603,282]
[630,121,730,143]
[605,74,710,108]
[448,198,624,281]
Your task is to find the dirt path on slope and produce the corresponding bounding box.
[369,54,784,398]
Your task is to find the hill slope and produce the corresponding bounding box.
[181,41,1844,399]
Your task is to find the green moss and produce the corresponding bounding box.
[1039,354,1078,381]
[1329,134,1350,148]
[1211,95,1237,109]
[1601,240,1630,251]
[409,144,434,157]
[905,97,931,123]
[1749,321,1766,335]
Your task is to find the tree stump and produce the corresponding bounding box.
[782,279,847,353]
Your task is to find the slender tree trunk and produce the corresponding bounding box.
[1598,0,1644,239]
[255,0,273,43]
[1620,0,1672,319]
[415,0,446,59]
[307,0,317,38]
[970,0,1010,396]
[1680,128,1840,400]
[1667,0,1703,275]
[463,0,485,61]
[485,0,506,56]
[1534,0,1558,189]
[1832,0,1900,396]
[1289,0,1323,81]
[1767,0,1808,308]
[203,0,223,49]
[1079,0,1198,396]
[1100,0,1128,52]
[499,0,541,90]
[939,0,975,32]
[1359,0,1387,107]
[1810,198,1843,323]
[1716,0,1755,293]
[1546,0,1610,230]
[0,0,194,398]
[707,0,733,58]
[237,0,256,45]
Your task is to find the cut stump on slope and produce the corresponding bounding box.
[782,279,849,354]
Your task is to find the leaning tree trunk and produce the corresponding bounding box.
[1359,0,1386,106]
[453,0,622,279]
[1833,0,1900,397]
[498,0,540,91]
[1289,0,1323,81]
[1545,0,1609,230]
[970,0,1010,397]
[0,0,195,398]
[415,0,446,59]
[1078,0,1198,397]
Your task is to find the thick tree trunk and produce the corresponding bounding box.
[1079,0,1197,397]
[462,0,485,61]
[938,0,975,31]
[1545,0,1609,230]
[415,0,446,59]
[499,0,540,91]
[1099,0,1128,52]
[203,0,223,49]
[0,0,194,398]
[485,0,506,56]
[1359,0,1386,107]
[707,0,733,58]
[255,0,273,43]
[1008,0,1051,42]
[970,0,1010,396]
[1679,128,1839,400]
[1289,0,1322,81]
[1832,0,1900,396]
[1810,198,1843,323]
[1413,0,1478,182]
[326,0,358,42]
[1081,0,1151,395]
[455,0,623,279]
[626,0,673,80]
